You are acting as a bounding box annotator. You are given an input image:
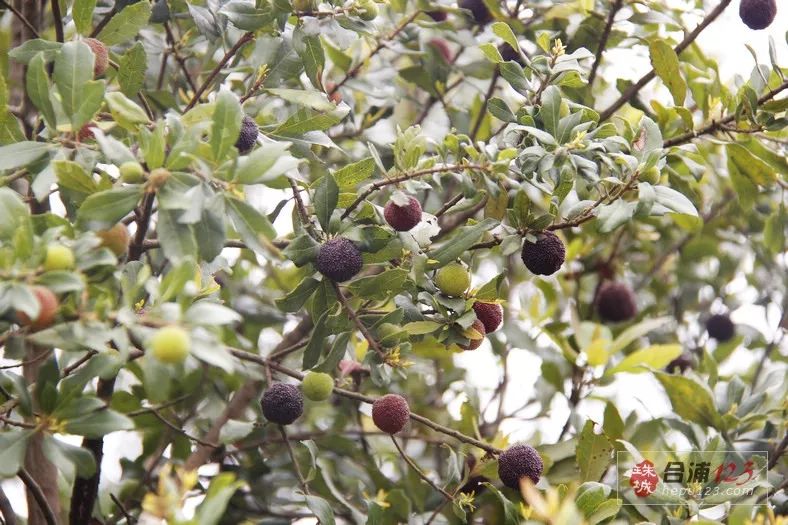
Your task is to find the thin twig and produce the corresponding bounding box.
[184,32,255,110]
[588,0,623,87]
[50,0,64,42]
[289,178,320,240]
[110,493,134,524]
[332,283,386,359]
[149,408,219,448]
[391,436,453,500]
[469,69,499,141]
[278,426,310,495]
[0,0,40,38]
[599,0,733,121]
[18,469,57,525]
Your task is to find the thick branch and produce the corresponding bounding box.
[49,0,63,42]
[598,0,732,122]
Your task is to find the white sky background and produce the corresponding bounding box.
[2,0,787,521]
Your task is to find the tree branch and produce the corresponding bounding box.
[663,79,788,147]
[49,0,63,42]
[0,0,40,38]
[587,0,623,87]
[391,436,453,500]
[598,0,733,122]
[18,469,57,525]
[185,32,255,111]
[0,485,17,525]
[278,426,311,495]
[332,282,386,359]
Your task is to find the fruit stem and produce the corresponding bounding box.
[278,425,311,495]
[390,436,454,500]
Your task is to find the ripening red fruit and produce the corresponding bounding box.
[384,196,422,231]
[428,38,453,63]
[596,281,638,323]
[497,444,544,490]
[77,123,97,142]
[371,393,410,434]
[17,286,59,331]
[460,319,486,350]
[472,302,503,333]
[84,38,109,77]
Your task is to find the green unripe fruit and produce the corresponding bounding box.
[559,100,570,118]
[120,161,145,183]
[97,223,130,256]
[150,326,190,364]
[146,168,171,192]
[44,244,75,271]
[376,323,401,347]
[353,0,378,20]
[435,262,470,297]
[640,166,660,184]
[302,372,334,401]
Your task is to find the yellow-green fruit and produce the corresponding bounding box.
[44,244,75,271]
[97,223,130,256]
[119,161,145,183]
[435,262,470,297]
[559,100,570,118]
[302,372,334,401]
[640,166,660,184]
[376,323,401,347]
[146,168,170,192]
[150,326,190,364]
[354,0,378,20]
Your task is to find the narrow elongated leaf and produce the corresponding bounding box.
[649,39,687,106]
[97,1,152,45]
[606,344,682,376]
[226,197,277,253]
[26,53,56,129]
[77,186,143,224]
[655,373,724,429]
[73,0,97,34]
[0,141,52,170]
[303,310,329,369]
[54,41,94,126]
[211,90,242,161]
[313,174,338,232]
[576,420,613,482]
[118,42,147,97]
[429,218,497,265]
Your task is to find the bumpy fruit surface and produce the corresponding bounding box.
[640,166,660,184]
[353,0,378,20]
[150,326,190,364]
[707,314,735,342]
[384,196,422,231]
[739,0,776,29]
[261,383,304,425]
[435,262,470,297]
[84,38,109,76]
[472,302,503,333]
[460,319,486,350]
[97,223,130,256]
[235,115,258,154]
[17,286,59,330]
[596,281,638,323]
[44,244,75,271]
[119,161,145,183]
[521,231,565,276]
[302,372,334,401]
[372,394,410,434]
[315,237,363,282]
[458,0,492,24]
[498,444,544,489]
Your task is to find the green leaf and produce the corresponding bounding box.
[106,91,150,129]
[8,39,62,64]
[276,277,320,312]
[763,207,786,254]
[609,316,672,354]
[313,174,338,232]
[26,53,56,130]
[484,484,520,525]
[54,160,97,194]
[0,113,25,145]
[649,39,686,106]
[0,141,52,170]
[118,42,147,97]
[402,321,442,335]
[305,495,336,525]
[0,188,30,240]
[653,186,698,217]
[488,97,516,123]
[606,344,682,376]
[267,88,335,112]
[195,473,244,525]
[226,197,277,253]
[479,43,503,63]
[282,233,319,266]
[219,2,273,31]
[235,142,298,184]
[727,143,777,186]
[42,434,97,478]
[211,89,242,161]
[492,22,519,51]
[655,373,724,429]
[347,269,409,299]
[65,409,134,438]
[602,402,624,440]
[596,200,636,233]
[77,186,143,225]
[295,30,325,90]
[303,310,329,369]
[576,420,613,482]
[540,86,561,136]
[0,429,33,477]
[54,41,94,127]
[97,1,153,45]
[314,332,350,373]
[157,209,198,262]
[334,158,375,189]
[429,218,497,266]
[73,0,97,35]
